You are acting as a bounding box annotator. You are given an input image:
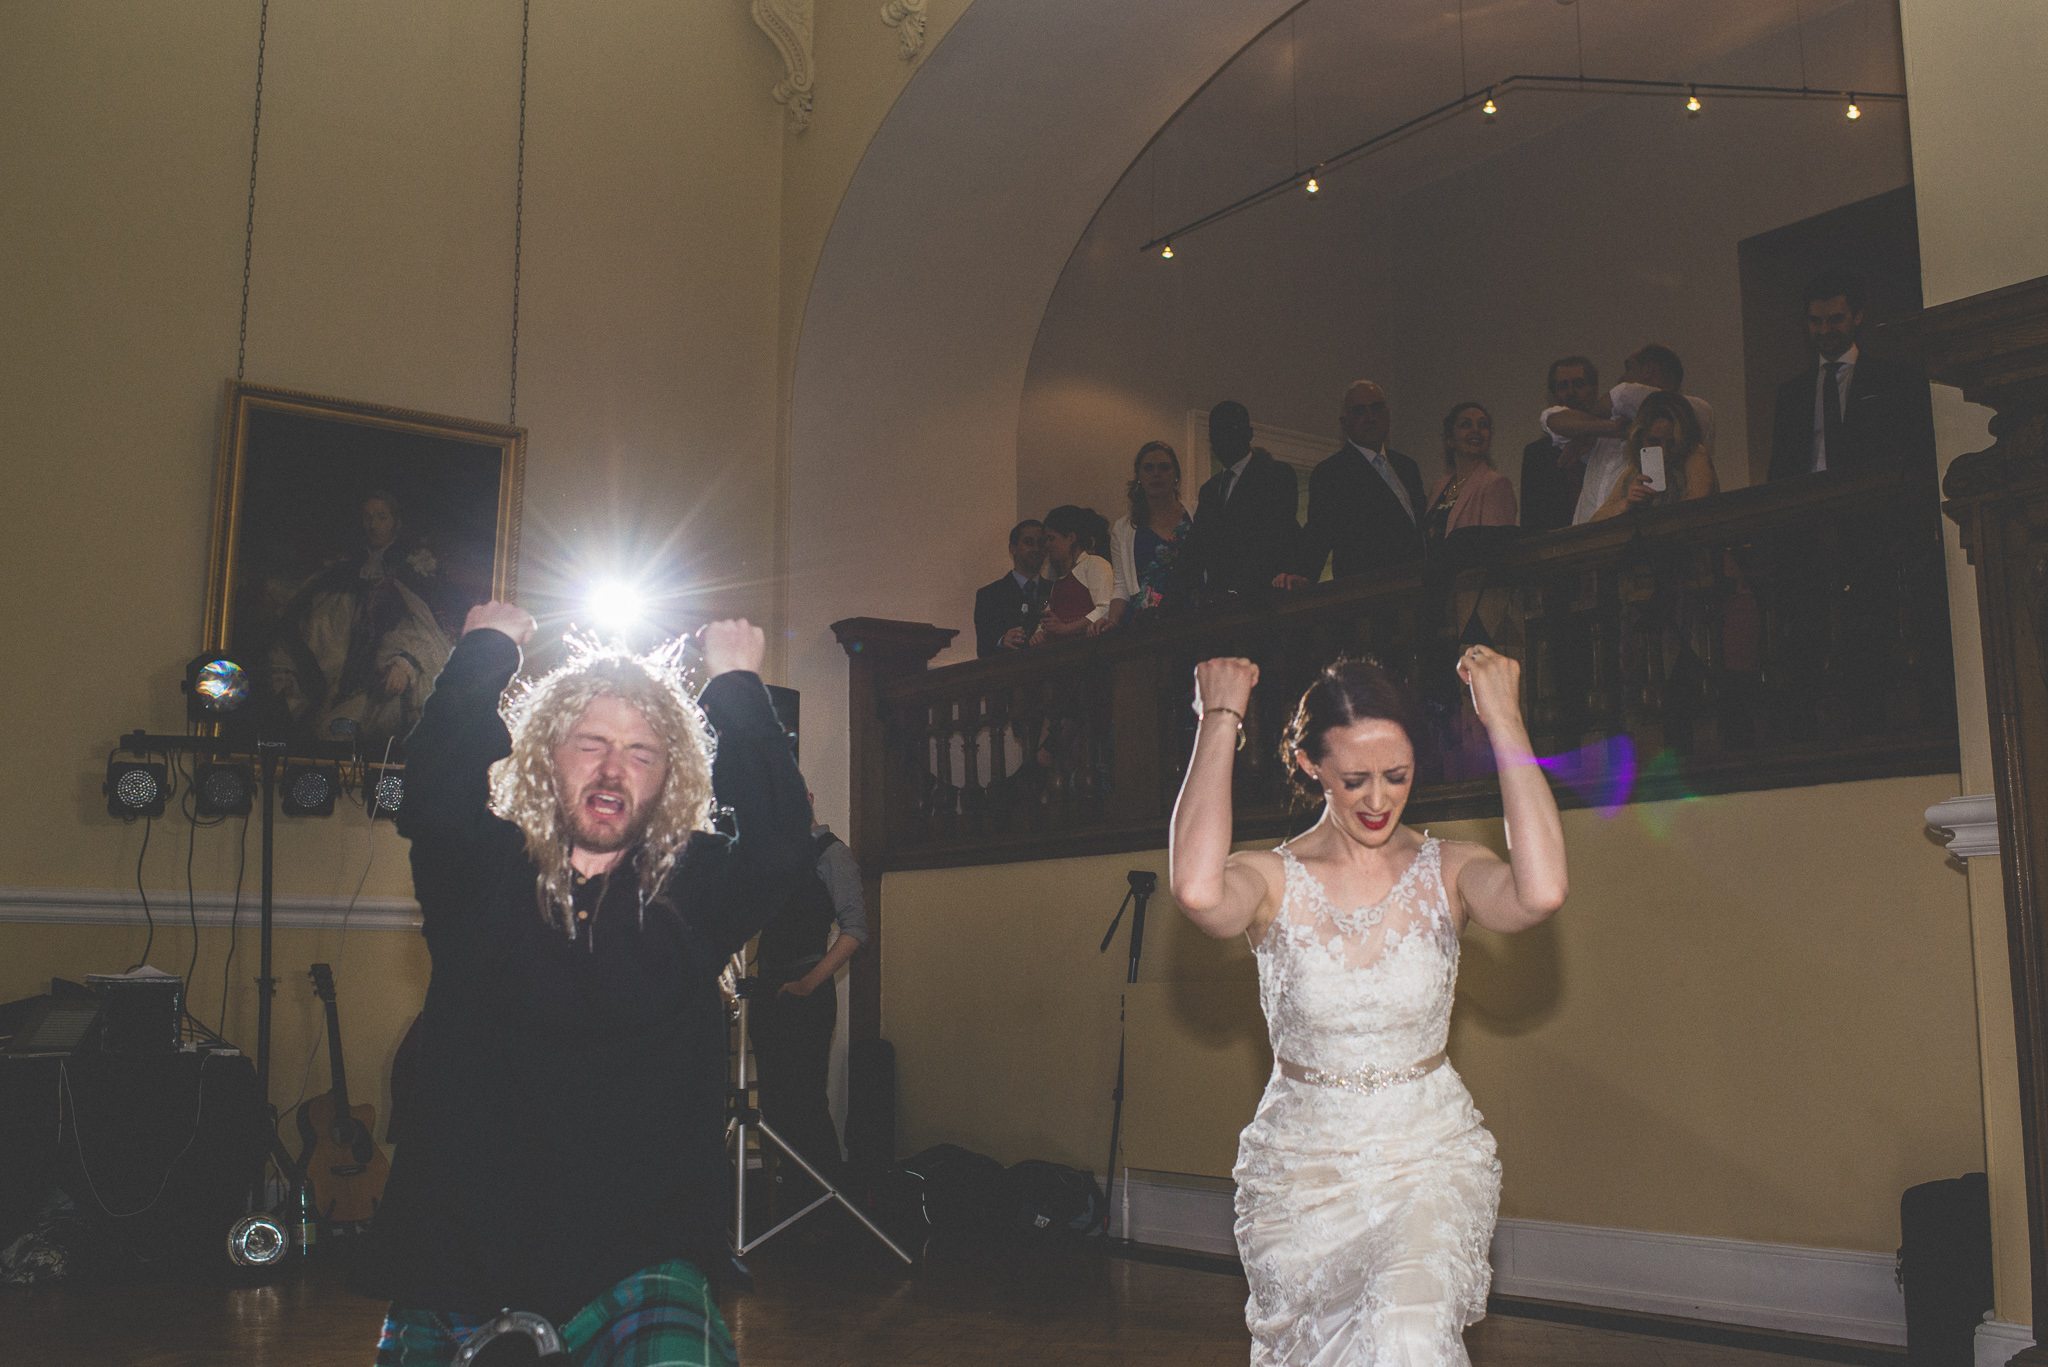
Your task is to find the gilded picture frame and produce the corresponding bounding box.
[204,381,525,759]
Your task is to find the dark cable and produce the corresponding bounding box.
[130,816,156,972]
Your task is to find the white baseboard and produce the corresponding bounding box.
[1117,1170,1905,1345]
[1979,1319,2036,1367]
[0,884,420,931]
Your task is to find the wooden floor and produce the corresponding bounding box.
[0,1226,1899,1367]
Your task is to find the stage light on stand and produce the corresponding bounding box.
[105,759,168,819]
[1845,94,1861,120]
[363,765,406,820]
[280,764,337,817]
[194,763,254,818]
[184,652,252,723]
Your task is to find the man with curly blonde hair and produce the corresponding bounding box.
[359,602,814,1366]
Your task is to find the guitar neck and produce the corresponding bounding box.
[313,966,352,1114]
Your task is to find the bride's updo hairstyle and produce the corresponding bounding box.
[1280,658,1424,802]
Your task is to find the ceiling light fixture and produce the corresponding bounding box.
[1685,87,1702,116]
[1845,94,1861,120]
[1136,75,1904,257]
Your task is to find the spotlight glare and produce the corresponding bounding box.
[586,579,647,636]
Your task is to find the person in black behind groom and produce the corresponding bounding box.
[1284,379,1426,588]
[1176,400,1299,604]
[1768,269,1935,482]
[973,518,1048,657]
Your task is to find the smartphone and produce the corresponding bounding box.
[1639,445,1667,494]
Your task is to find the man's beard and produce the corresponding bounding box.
[561,786,653,854]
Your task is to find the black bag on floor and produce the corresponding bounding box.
[895,1144,1008,1234]
[1898,1171,1992,1367]
[1003,1160,1104,1237]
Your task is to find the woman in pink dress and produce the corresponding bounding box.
[1420,403,1518,551]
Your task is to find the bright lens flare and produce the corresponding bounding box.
[586,579,647,635]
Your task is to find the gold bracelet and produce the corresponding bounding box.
[1203,706,1248,750]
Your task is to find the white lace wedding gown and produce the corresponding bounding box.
[1234,837,1501,1366]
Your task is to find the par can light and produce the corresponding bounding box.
[194,763,255,818]
[364,766,406,820]
[105,760,168,819]
[281,764,337,817]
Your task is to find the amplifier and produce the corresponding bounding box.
[86,971,184,1053]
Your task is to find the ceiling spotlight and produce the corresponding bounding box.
[106,759,168,820]
[194,763,254,818]
[281,764,337,817]
[1845,94,1861,120]
[184,651,251,723]
[1481,95,1498,121]
[364,766,406,820]
[1304,176,1320,195]
[1685,88,1702,117]
[1160,241,1175,260]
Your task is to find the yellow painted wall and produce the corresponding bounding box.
[1898,0,2048,1327]
[883,774,1983,1252]
[0,0,945,1123]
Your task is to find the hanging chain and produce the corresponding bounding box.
[235,0,271,383]
[508,0,530,427]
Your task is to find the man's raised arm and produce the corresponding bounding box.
[396,601,534,849]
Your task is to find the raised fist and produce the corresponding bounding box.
[463,600,536,647]
[697,619,766,678]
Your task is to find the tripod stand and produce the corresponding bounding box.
[1098,869,1156,1238]
[724,955,912,1264]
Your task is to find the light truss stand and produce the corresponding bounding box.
[725,963,913,1266]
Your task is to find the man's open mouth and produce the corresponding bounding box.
[586,792,627,819]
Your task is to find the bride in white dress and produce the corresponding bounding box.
[1168,648,1567,1366]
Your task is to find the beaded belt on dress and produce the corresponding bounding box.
[1278,1050,1448,1095]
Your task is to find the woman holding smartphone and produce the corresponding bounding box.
[1589,389,1718,520]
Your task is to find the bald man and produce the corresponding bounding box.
[1291,380,1426,584]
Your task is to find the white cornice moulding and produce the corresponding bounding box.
[0,885,420,932]
[1926,794,2002,860]
[881,0,928,59]
[751,0,815,131]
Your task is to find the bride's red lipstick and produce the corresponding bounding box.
[1358,810,1391,832]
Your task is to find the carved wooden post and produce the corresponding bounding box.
[1897,274,2048,1359]
[830,617,956,1046]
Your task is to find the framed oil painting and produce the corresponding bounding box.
[203,382,524,760]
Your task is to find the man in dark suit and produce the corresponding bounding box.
[1288,379,1426,585]
[973,518,1047,656]
[1520,356,1599,533]
[1768,270,1935,482]
[1177,400,1299,603]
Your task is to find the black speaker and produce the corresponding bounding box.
[86,973,183,1053]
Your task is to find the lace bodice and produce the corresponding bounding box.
[1255,838,1458,1074]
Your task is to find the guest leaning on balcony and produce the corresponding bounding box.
[1109,441,1193,624]
[1586,389,1718,520]
[1032,504,1117,642]
[1420,402,1518,551]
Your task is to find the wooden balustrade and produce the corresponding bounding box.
[838,466,1958,873]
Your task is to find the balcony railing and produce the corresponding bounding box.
[835,468,1957,872]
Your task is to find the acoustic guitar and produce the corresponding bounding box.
[296,963,391,1226]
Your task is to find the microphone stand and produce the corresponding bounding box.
[1097,869,1156,1237]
